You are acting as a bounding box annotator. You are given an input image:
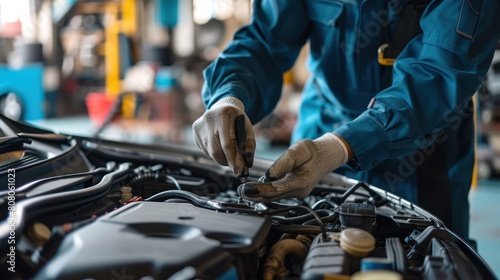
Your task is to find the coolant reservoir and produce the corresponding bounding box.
[338,203,376,232]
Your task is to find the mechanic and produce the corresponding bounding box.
[192,0,500,240]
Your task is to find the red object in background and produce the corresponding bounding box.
[0,21,22,37]
[85,92,116,127]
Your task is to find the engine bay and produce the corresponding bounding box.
[0,115,495,280]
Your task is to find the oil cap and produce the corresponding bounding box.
[29,223,51,246]
[339,228,375,257]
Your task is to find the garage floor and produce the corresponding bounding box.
[29,117,500,278]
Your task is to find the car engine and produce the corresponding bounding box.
[0,114,496,280]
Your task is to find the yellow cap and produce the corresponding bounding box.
[351,270,402,280]
[339,228,375,257]
[29,223,51,245]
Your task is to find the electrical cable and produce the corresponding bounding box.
[146,190,329,239]
[223,203,329,239]
[302,210,338,226]
[271,209,333,224]
[166,175,181,190]
[311,198,339,210]
[268,204,328,240]
[149,182,382,240]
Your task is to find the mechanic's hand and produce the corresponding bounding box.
[192,97,256,177]
[238,133,349,202]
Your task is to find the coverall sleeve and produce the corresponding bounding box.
[201,0,309,122]
[334,0,500,171]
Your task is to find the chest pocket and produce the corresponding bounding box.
[456,0,482,40]
[305,0,345,61]
[306,0,344,27]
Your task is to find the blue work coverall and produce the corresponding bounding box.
[201,0,500,239]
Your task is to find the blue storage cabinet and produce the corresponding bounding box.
[0,65,45,121]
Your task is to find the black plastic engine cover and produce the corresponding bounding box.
[35,202,271,279]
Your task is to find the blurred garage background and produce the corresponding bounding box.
[0,0,499,277]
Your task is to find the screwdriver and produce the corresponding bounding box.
[235,115,249,183]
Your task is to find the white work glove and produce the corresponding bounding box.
[238,133,348,201]
[192,97,256,176]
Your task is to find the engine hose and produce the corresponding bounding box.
[340,182,384,205]
[128,172,156,188]
[311,198,339,210]
[302,210,338,226]
[124,168,181,197]
[263,236,311,280]
[126,171,157,197]
[271,209,333,224]
[144,190,210,209]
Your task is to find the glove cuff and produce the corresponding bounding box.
[210,97,245,112]
[314,133,349,168]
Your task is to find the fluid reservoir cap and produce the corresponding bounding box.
[29,223,51,244]
[351,270,402,280]
[339,228,375,257]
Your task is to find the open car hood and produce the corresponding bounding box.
[0,114,495,280]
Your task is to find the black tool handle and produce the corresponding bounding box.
[235,115,249,178]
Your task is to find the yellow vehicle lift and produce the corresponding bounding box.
[73,0,138,118]
[74,0,137,97]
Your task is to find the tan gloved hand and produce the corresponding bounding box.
[192,97,256,176]
[238,133,348,201]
